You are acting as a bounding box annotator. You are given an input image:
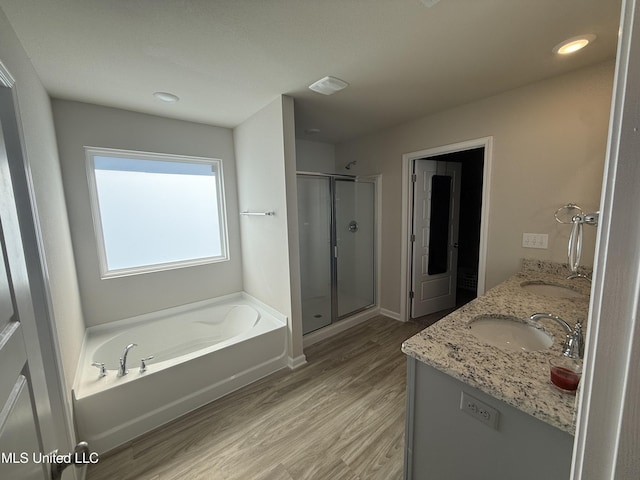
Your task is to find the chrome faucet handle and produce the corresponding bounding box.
[530,313,584,359]
[91,362,107,378]
[139,356,154,373]
[563,322,584,359]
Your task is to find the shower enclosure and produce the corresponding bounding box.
[297,174,376,335]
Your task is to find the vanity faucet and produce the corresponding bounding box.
[567,272,592,282]
[530,313,584,359]
[118,343,138,376]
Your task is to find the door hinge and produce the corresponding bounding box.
[409,291,415,299]
[411,174,417,183]
[410,234,416,242]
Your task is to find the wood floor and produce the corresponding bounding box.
[86,316,424,480]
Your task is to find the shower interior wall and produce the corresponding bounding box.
[295,139,338,174]
[295,140,338,332]
[295,138,377,334]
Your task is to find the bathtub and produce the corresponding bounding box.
[73,292,288,453]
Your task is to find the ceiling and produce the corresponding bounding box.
[0,0,622,144]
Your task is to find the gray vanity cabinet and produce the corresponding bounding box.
[404,357,574,480]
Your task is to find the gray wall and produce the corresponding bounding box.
[337,61,614,316]
[0,9,84,398]
[52,100,243,327]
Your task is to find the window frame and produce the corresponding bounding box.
[85,146,229,279]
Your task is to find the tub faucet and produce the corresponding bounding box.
[118,343,138,376]
[91,362,107,378]
[139,356,154,373]
[530,313,584,359]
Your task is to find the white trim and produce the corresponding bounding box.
[400,137,492,322]
[0,59,79,478]
[0,60,15,88]
[287,355,308,369]
[303,307,380,348]
[572,0,640,478]
[380,308,402,321]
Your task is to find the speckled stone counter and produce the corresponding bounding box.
[402,261,591,434]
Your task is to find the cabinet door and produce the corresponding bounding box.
[404,358,574,480]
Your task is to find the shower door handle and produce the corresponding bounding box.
[334,246,338,258]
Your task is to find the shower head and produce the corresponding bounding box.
[345,161,357,170]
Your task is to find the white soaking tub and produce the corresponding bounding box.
[73,292,287,453]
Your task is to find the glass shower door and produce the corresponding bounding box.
[297,176,333,334]
[335,179,375,318]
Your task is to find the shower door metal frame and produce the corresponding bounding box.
[334,176,376,321]
[297,172,376,330]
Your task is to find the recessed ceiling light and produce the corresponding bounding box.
[553,34,596,55]
[308,76,349,95]
[153,91,180,103]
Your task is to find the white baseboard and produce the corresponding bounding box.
[287,354,307,369]
[303,307,381,348]
[380,308,402,321]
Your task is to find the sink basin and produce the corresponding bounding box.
[469,315,553,352]
[520,281,585,299]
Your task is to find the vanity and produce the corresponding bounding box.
[402,260,591,480]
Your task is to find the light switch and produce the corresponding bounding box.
[522,233,548,249]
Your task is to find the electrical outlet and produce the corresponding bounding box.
[460,391,500,430]
[522,233,548,249]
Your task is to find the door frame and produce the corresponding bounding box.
[572,0,640,477]
[0,60,77,475]
[400,137,493,322]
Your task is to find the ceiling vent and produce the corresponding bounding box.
[308,76,349,95]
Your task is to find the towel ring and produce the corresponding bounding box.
[554,203,583,224]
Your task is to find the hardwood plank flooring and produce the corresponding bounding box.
[87,316,424,480]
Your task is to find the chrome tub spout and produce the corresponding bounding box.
[118,343,138,376]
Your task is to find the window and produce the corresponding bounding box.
[85,147,228,278]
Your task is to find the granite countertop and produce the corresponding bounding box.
[402,261,591,434]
